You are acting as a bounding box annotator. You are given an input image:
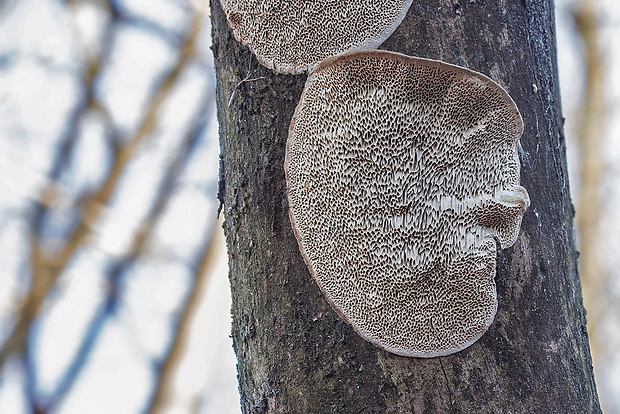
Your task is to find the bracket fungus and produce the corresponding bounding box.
[285,50,530,357]
[220,0,413,74]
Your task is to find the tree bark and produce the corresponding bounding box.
[211,0,601,412]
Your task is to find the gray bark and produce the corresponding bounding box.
[211,0,601,412]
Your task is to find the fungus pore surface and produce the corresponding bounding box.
[285,51,530,357]
[220,0,413,74]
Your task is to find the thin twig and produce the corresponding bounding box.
[228,75,267,107]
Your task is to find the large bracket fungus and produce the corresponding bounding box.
[219,0,413,74]
[285,50,530,357]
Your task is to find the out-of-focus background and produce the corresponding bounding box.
[0,0,618,413]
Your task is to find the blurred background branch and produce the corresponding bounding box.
[0,0,237,413]
[146,216,222,414]
[564,0,620,412]
[573,0,606,360]
[1,0,202,375]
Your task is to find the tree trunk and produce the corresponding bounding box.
[211,0,601,412]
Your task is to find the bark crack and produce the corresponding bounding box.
[439,358,456,414]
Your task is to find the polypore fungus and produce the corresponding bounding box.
[219,0,413,74]
[285,50,529,357]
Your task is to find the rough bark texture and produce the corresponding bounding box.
[211,0,602,412]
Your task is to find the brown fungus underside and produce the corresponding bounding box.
[220,0,413,74]
[285,50,530,358]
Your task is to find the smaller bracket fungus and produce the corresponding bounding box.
[219,0,413,74]
[285,50,530,357]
